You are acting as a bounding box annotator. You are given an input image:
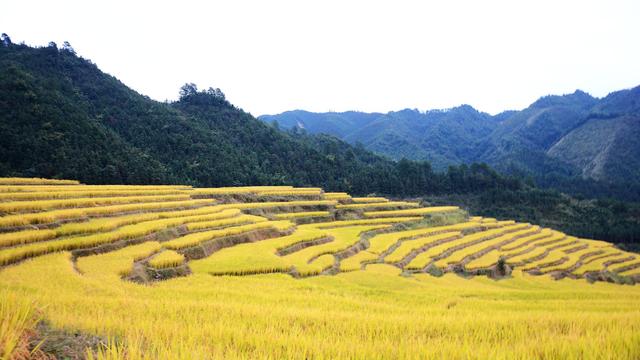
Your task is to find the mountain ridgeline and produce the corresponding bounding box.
[261,89,640,201]
[0,40,518,197]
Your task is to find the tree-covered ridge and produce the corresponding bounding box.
[0,40,521,197]
[262,87,640,201]
[261,106,497,169]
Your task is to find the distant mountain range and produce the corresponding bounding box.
[260,87,640,195]
[2,38,639,201]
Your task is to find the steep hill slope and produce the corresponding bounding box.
[547,87,640,182]
[0,48,174,184]
[475,90,597,175]
[480,88,640,196]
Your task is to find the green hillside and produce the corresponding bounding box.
[261,88,640,200]
[263,106,497,169]
[547,87,640,182]
[0,42,424,195]
[1,40,535,200]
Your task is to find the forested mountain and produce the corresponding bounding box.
[546,87,640,183]
[262,106,498,169]
[0,40,518,197]
[261,88,640,200]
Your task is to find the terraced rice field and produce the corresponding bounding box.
[1,177,639,359]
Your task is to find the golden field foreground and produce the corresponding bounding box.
[1,178,639,359]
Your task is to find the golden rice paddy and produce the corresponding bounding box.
[1,177,638,359]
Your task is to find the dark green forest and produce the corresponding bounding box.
[0,36,639,246]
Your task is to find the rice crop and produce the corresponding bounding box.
[273,211,331,219]
[0,178,638,359]
[323,192,351,200]
[148,250,185,269]
[0,177,80,185]
[351,197,390,203]
[335,201,420,210]
[364,206,460,218]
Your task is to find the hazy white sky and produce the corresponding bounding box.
[2,0,639,116]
